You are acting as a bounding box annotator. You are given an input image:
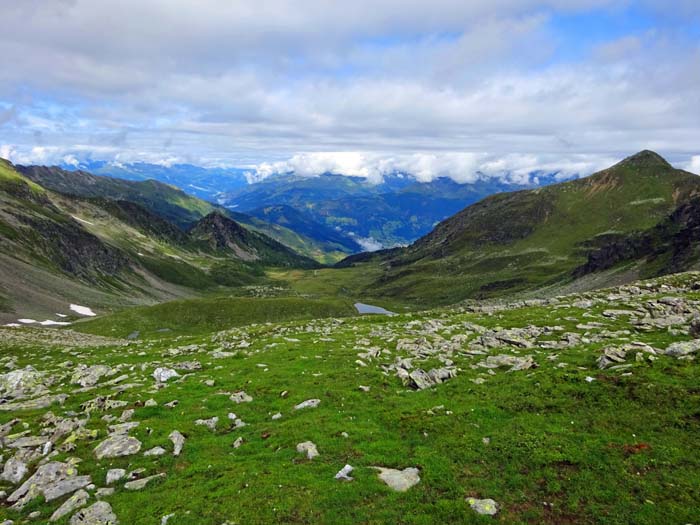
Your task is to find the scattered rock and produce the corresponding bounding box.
[144,446,166,456]
[372,467,420,492]
[230,391,253,403]
[94,435,142,459]
[152,368,179,383]
[296,441,319,460]
[169,430,185,456]
[478,355,536,372]
[597,346,627,369]
[7,461,91,509]
[294,399,320,410]
[335,464,354,481]
[105,469,126,485]
[195,417,218,430]
[69,501,118,524]
[1,456,28,483]
[467,497,499,516]
[50,489,89,522]
[71,365,113,388]
[124,473,165,491]
[664,339,700,357]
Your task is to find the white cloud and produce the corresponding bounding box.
[0,1,698,171]
[246,151,626,184]
[687,156,700,175]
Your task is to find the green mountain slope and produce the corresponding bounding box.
[0,161,317,323]
[343,151,700,305]
[189,212,318,268]
[16,163,353,262]
[17,164,217,228]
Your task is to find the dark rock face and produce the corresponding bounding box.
[574,198,700,277]
[189,212,253,253]
[17,215,128,279]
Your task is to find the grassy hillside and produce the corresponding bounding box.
[344,151,700,306]
[17,164,217,228]
[0,162,319,323]
[1,272,698,524]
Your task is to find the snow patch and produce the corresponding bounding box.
[18,319,37,324]
[71,215,95,226]
[4,323,21,327]
[70,304,97,316]
[56,313,68,318]
[39,320,72,326]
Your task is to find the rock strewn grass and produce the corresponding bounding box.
[1,272,700,524]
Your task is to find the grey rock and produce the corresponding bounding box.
[94,435,142,459]
[195,417,219,430]
[296,441,319,460]
[168,430,185,456]
[7,461,91,509]
[0,394,68,412]
[334,464,354,481]
[124,473,165,490]
[597,347,627,369]
[71,365,113,388]
[0,366,46,399]
[479,354,536,372]
[69,501,119,524]
[294,399,320,410]
[372,467,420,492]
[144,446,166,456]
[664,339,700,357]
[107,422,139,434]
[152,368,179,383]
[467,497,499,516]
[1,456,28,484]
[230,391,252,403]
[105,469,126,485]
[50,489,89,522]
[6,435,47,449]
[95,487,114,498]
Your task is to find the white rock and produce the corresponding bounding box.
[373,467,420,492]
[144,446,166,456]
[153,368,179,383]
[467,497,499,516]
[296,441,319,460]
[105,469,126,485]
[335,464,354,481]
[294,399,320,410]
[230,391,252,403]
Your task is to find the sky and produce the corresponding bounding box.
[0,0,699,182]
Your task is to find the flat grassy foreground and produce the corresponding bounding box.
[1,273,699,524]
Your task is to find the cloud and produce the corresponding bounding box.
[687,156,700,175]
[0,1,698,171]
[246,151,620,184]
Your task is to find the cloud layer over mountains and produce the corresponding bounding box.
[0,0,699,181]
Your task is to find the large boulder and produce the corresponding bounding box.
[94,435,142,459]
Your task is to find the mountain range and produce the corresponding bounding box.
[0,159,315,323]
[2,150,699,322]
[340,150,700,304]
[64,160,569,251]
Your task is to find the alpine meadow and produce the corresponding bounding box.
[1,2,699,524]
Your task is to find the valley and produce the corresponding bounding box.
[1,151,699,524]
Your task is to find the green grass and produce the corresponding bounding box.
[1,273,699,524]
[73,295,358,337]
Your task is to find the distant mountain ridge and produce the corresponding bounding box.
[339,151,700,305]
[221,172,556,249]
[0,159,315,323]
